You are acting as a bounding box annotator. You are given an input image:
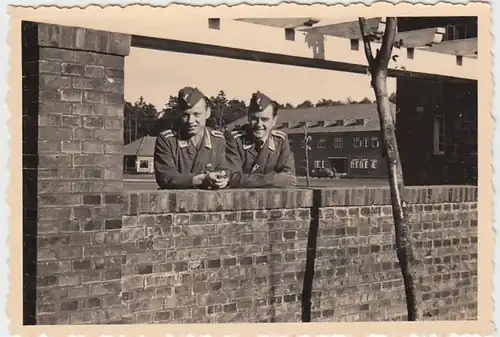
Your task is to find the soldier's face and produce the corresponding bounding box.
[248,105,277,140]
[179,99,211,136]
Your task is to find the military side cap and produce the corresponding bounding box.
[178,86,206,109]
[249,91,273,112]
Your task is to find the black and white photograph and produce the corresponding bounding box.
[11,3,490,333]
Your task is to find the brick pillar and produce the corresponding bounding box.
[22,21,131,324]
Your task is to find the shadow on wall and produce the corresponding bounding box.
[304,31,326,60]
[301,189,322,322]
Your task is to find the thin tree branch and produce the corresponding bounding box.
[358,17,375,68]
[358,16,420,321]
[377,17,398,71]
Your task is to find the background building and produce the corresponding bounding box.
[123,136,156,174]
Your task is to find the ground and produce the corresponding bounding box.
[123,174,389,190]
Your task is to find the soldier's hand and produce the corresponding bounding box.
[214,171,229,189]
[213,177,229,189]
[192,174,208,187]
[273,173,297,188]
[206,172,228,189]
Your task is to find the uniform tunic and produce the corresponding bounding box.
[225,124,296,188]
[154,127,227,189]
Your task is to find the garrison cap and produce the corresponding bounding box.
[249,91,273,112]
[178,86,206,110]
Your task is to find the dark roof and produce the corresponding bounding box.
[123,136,156,156]
[226,103,396,134]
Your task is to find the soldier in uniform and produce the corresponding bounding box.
[225,91,297,188]
[154,86,229,190]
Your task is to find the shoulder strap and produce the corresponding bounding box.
[210,129,225,138]
[160,129,175,138]
[271,129,287,140]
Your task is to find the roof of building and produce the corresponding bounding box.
[123,135,156,157]
[226,103,396,134]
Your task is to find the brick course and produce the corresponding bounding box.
[24,21,478,325]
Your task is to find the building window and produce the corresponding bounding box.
[313,160,327,169]
[350,158,370,169]
[317,138,326,148]
[300,139,306,148]
[433,115,445,155]
[361,137,369,148]
[289,139,293,147]
[349,158,379,169]
[333,137,343,148]
[300,160,307,168]
[371,137,380,148]
[353,137,361,148]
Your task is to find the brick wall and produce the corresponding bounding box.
[22,21,131,324]
[312,187,477,322]
[116,187,477,324]
[120,189,313,323]
[23,21,478,325]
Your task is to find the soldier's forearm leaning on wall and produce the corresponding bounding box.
[155,170,196,189]
[228,171,277,188]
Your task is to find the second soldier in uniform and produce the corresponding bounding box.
[154,86,228,190]
[225,91,297,188]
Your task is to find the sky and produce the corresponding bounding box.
[125,47,397,109]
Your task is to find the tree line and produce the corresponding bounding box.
[124,90,396,144]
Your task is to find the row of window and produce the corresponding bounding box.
[287,114,468,157]
[299,160,328,169]
[299,158,379,169]
[294,136,380,149]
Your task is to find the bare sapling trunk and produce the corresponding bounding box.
[358,17,420,321]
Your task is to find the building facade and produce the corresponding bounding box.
[288,129,386,178]
[396,77,477,186]
[394,16,478,186]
